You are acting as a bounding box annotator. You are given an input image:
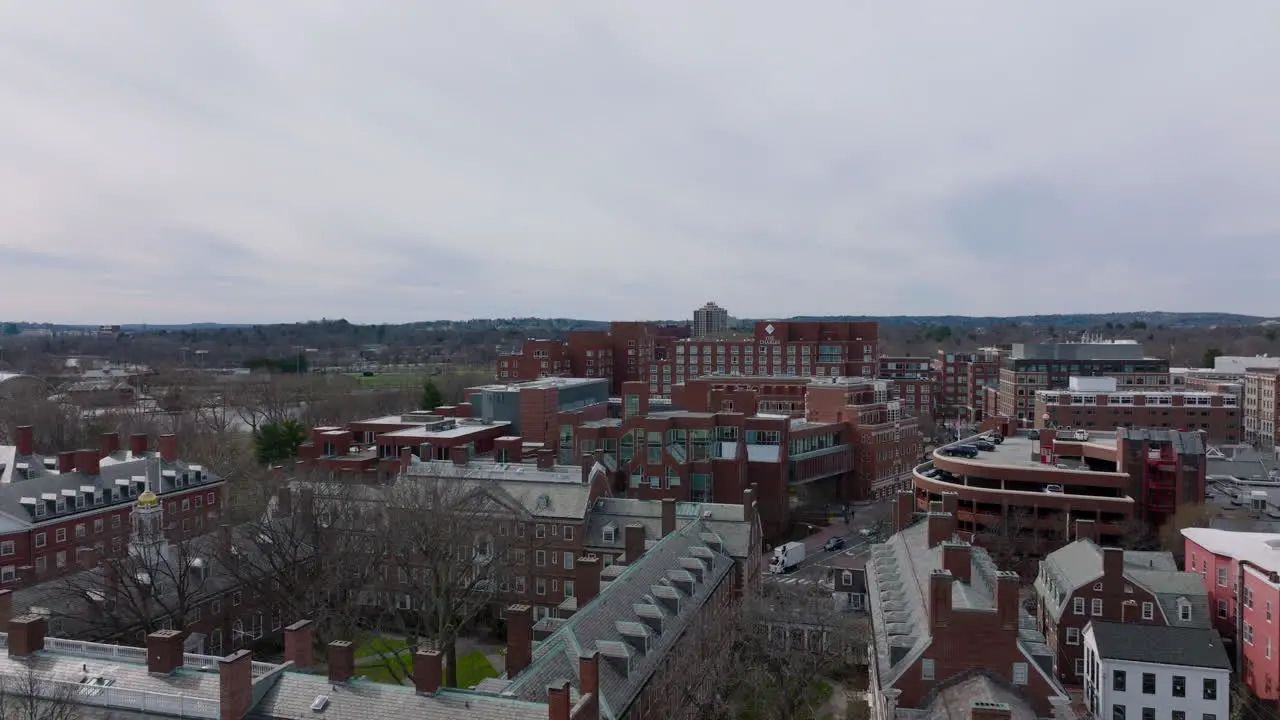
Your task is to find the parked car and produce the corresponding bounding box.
[942,444,980,458]
[973,440,996,451]
[1044,484,1064,494]
[823,536,847,552]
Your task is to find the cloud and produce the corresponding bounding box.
[1,0,1278,324]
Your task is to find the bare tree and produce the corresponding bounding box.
[0,663,84,720]
[666,583,869,720]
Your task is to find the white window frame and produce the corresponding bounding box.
[1141,602,1154,620]
[1073,597,1085,615]
[1012,662,1028,685]
[1091,598,1103,616]
[1066,627,1080,645]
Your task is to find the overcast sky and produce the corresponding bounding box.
[2,2,1278,325]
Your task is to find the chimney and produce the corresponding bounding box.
[536,449,555,470]
[413,649,443,695]
[581,453,596,484]
[276,487,293,518]
[399,447,412,467]
[895,489,916,531]
[996,571,1020,631]
[971,702,1014,720]
[929,570,954,629]
[0,590,11,627]
[505,604,533,677]
[576,555,602,607]
[8,615,47,657]
[927,512,955,548]
[742,486,757,527]
[283,620,315,669]
[1103,546,1124,580]
[624,523,646,564]
[129,433,149,457]
[577,651,601,720]
[146,629,185,675]
[14,426,33,456]
[941,541,972,583]
[101,432,121,458]
[449,445,469,466]
[548,680,572,720]
[158,434,178,462]
[327,640,355,683]
[56,451,76,474]
[218,650,254,720]
[941,491,958,516]
[75,449,100,476]
[661,498,677,536]
[1074,519,1097,542]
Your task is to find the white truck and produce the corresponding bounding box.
[770,541,806,574]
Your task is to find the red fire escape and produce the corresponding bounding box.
[1144,443,1178,520]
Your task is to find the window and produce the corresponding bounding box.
[1218,599,1229,619]
[921,659,935,680]
[1113,670,1127,691]
[1203,678,1217,700]
[535,524,546,539]
[1172,675,1186,697]
[1180,603,1192,622]
[1141,601,1153,620]
[535,578,546,596]
[1142,709,1155,720]
[1066,627,1080,645]
[56,528,67,543]
[563,525,573,541]
[55,551,66,568]
[182,498,190,511]
[212,599,222,614]
[1012,662,1027,685]
[206,492,215,505]
[232,592,242,606]
[1269,637,1274,659]
[1112,705,1125,720]
[535,551,546,567]
[0,566,14,583]
[1092,598,1103,616]
[1074,658,1084,676]
[1217,567,1228,586]
[34,533,45,548]
[0,541,12,557]
[34,556,46,573]
[94,518,103,533]
[563,553,574,570]
[1269,601,1273,622]
[1142,673,1155,694]
[1074,597,1085,615]
[112,515,121,529]
[1245,622,1255,644]
[563,580,575,598]
[1172,713,1185,720]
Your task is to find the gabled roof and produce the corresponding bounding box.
[493,519,736,720]
[1087,620,1231,670]
[1036,540,1209,627]
[582,496,755,559]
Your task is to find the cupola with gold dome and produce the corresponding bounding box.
[136,490,159,508]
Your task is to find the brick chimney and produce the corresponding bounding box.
[14,426,33,456]
[283,620,315,669]
[75,448,101,476]
[0,589,11,627]
[929,569,953,629]
[576,555,602,607]
[449,445,469,466]
[414,649,443,695]
[146,629,185,675]
[927,512,955,548]
[8,615,47,657]
[548,680,572,720]
[742,486,757,527]
[1103,546,1125,580]
[624,523,646,564]
[505,604,533,678]
[327,640,355,683]
[895,489,916,531]
[129,433,149,457]
[158,434,178,463]
[661,498,677,536]
[941,491,958,516]
[971,701,1013,720]
[399,447,412,468]
[1074,519,1097,542]
[581,453,596,484]
[101,432,121,458]
[218,650,254,720]
[536,448,555,470]
[56,450,76,474]
[577,651,600,720]
[941,541,972,583]
[495,436,524,463]
[996,571,1020,631]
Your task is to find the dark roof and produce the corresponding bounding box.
[1088,621,1231,670]
[1116,428,1206,456]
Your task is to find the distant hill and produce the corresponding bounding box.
[780,312,1273,329]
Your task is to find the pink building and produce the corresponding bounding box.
[1183,527,1280,699]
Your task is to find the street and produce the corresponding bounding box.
[763,503,890,589]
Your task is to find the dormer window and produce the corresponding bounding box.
[1177,598,1192,622]
[603,522,618,544]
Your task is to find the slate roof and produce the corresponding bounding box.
[399,457,608,520]
[1036,540,1209,627]
[865,520,1058,691]
[1087,620,1232,670]
[582,497,755,560]
[251,671,548,720]
[909,672,1039,720]
[493,518,736,720]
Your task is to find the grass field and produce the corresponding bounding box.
[358,648,499,687]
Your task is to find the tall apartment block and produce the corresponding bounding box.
[932,348,1000,422]
[878,356,936,421]
[498,319,879,397]
[692,301,730,337]
[1244,367,1280,450]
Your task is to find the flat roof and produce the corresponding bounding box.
[933,432,1120,472]
[381,421,511,440]
[469,377,606,392]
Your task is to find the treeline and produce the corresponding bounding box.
[243,355,309,373]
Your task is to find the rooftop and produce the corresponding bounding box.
[932,433,1119,473]
[468,377,606,393]
[379,420,512,440]
[1036,540,1208,626]
[1182,527,1280,576]
[1087,620,1231,670]
[583,496,755,560]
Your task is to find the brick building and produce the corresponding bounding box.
[499,319,877,397]
[0,428,224,589]
[1034,376,1242,445]
[865,496,1071,720]
[994,341,1171,427]
[1033,532,1210,685]
[878,356,936,421]
[934,348,1000,422]
[692,301,730,338]
[1244,367,1280,450]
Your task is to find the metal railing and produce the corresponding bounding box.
[45,678,220,718]
[44,637,147,662]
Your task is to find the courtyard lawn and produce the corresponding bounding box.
[355,635,410,660]
[454,650,500,688]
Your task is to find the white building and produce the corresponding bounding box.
[1083,621,1231,720]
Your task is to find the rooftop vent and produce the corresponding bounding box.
[310,695,330,712]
